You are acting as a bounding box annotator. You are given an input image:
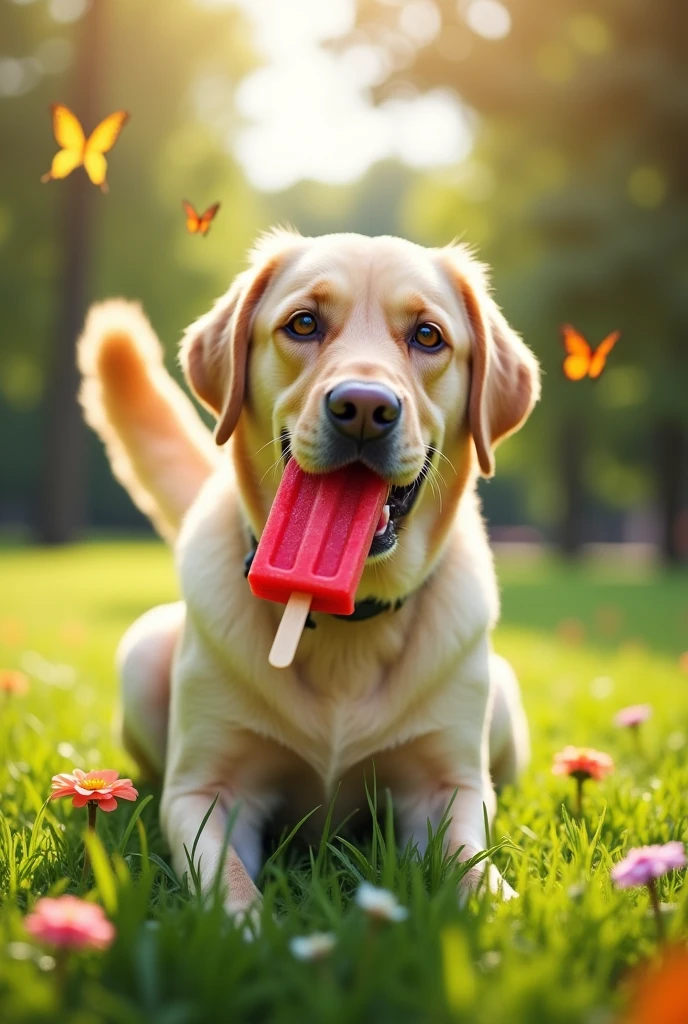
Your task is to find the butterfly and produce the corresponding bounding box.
[182,200,221,236]
[561,325,621,380]
[41,104,129,193]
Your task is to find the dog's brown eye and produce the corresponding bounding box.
[286,312,318,338]
[412,322,444,351]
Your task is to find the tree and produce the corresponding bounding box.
[347,0,688,559]
[0,0,266,537]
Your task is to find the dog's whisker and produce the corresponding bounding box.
[426,463,443,514]
[427,445,457,477]
[253,435,284,458]
[260,451,287,486]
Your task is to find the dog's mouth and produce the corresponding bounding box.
[279,431,432,559]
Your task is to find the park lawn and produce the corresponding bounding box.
[0,541,687,1023]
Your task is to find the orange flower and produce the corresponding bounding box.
[621,947,688,1024]
[552,746,614,781]
[0,669,29,696]
[25,896,115,950]
[50,769,138,812]
[556,618,586,645]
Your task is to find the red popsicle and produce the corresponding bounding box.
[248,460,388,667]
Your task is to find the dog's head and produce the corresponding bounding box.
[181,230,540,600]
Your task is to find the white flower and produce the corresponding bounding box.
[288,932,337,961]
[354,883,409,922]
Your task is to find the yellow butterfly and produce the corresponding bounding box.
[41,104,130,193]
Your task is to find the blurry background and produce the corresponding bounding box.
[1,0,686,561]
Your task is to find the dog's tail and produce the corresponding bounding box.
[78,300,218,542]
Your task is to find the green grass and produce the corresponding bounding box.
[1,542,687,1023]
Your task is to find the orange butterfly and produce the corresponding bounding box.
[182,200,221,236]
[41,104,129,193]
[561,325,620,380]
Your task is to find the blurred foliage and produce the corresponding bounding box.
[347,0,688,551]
[0,0,266,525]
[0,0,686,550]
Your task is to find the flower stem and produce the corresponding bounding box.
[80,802,98,886]
[630,722,643,754]
[54,947,68,1001]
[647,878,664,942]
[575,777,584,817]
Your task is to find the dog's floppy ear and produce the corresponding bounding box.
[443,247,541,477]
[180,230,298,446]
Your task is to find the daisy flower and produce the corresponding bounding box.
[288,932,336,961]
[355,883,408,922]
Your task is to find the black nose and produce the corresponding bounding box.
[326,380,401,443]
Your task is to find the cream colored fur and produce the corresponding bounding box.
[79,231,539,918]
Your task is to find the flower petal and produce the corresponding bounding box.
[85,769,120,785]
[96,796,118,812]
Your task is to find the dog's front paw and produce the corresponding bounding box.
[227,899,263,940]
[458,861,519,904]
[486,863,518,900]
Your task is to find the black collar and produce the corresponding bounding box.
[244,534,408,628]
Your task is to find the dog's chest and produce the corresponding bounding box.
[243,629,444,791]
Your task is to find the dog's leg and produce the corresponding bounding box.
[118,602,185,778]
[397,640,517,900]
[488,652,530,788]
[161,780,264,922]
[161,629,269,921]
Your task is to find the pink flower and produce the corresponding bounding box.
[0,669,29,696]
[614,704,652,728]
[552,746,614,781]
[50,769,138,812]
[25,896,115,950]
[612,842,686,889]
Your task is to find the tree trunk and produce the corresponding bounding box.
[559,415,586,557]
[36,1,106,544]
[656,418,685,564]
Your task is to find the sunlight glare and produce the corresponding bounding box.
[464,0,511,41]
[203,0,470,190]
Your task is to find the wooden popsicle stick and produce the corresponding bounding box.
[269,592,312,669]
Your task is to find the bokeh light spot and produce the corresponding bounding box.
[569,13,611,55]
[398,0,442,46]
[0,57,42,97]
[598,366,649,409]
[453,159,496,202]
[627,165,667,208]
[0,355,43,410]
[464,0,511,40]
[49,0,89,24]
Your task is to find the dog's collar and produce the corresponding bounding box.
[243,534,409,627]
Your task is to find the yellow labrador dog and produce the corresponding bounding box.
[79,230,540,917]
